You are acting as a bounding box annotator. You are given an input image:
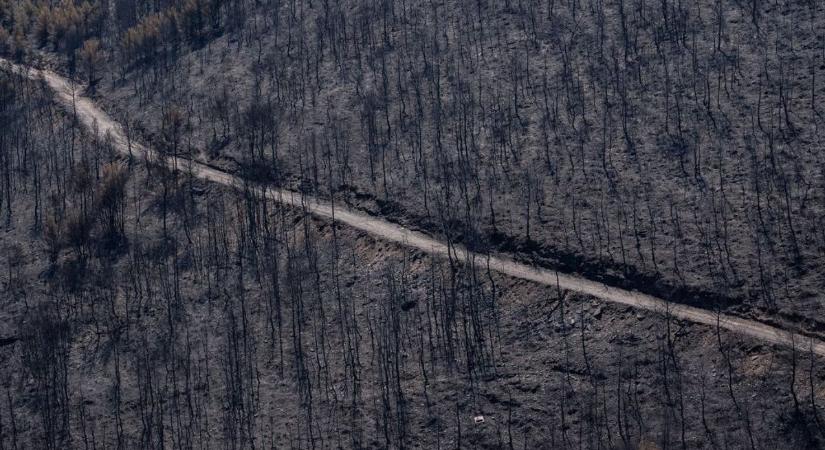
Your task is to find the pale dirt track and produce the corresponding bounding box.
[4,59,824,358]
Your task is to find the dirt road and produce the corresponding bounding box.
[4,59,824,358]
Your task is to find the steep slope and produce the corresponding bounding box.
[6,58,824,358]
[88,0,825,330]
[1,67,824,449]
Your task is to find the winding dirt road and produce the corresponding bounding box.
[4,59,824,358]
